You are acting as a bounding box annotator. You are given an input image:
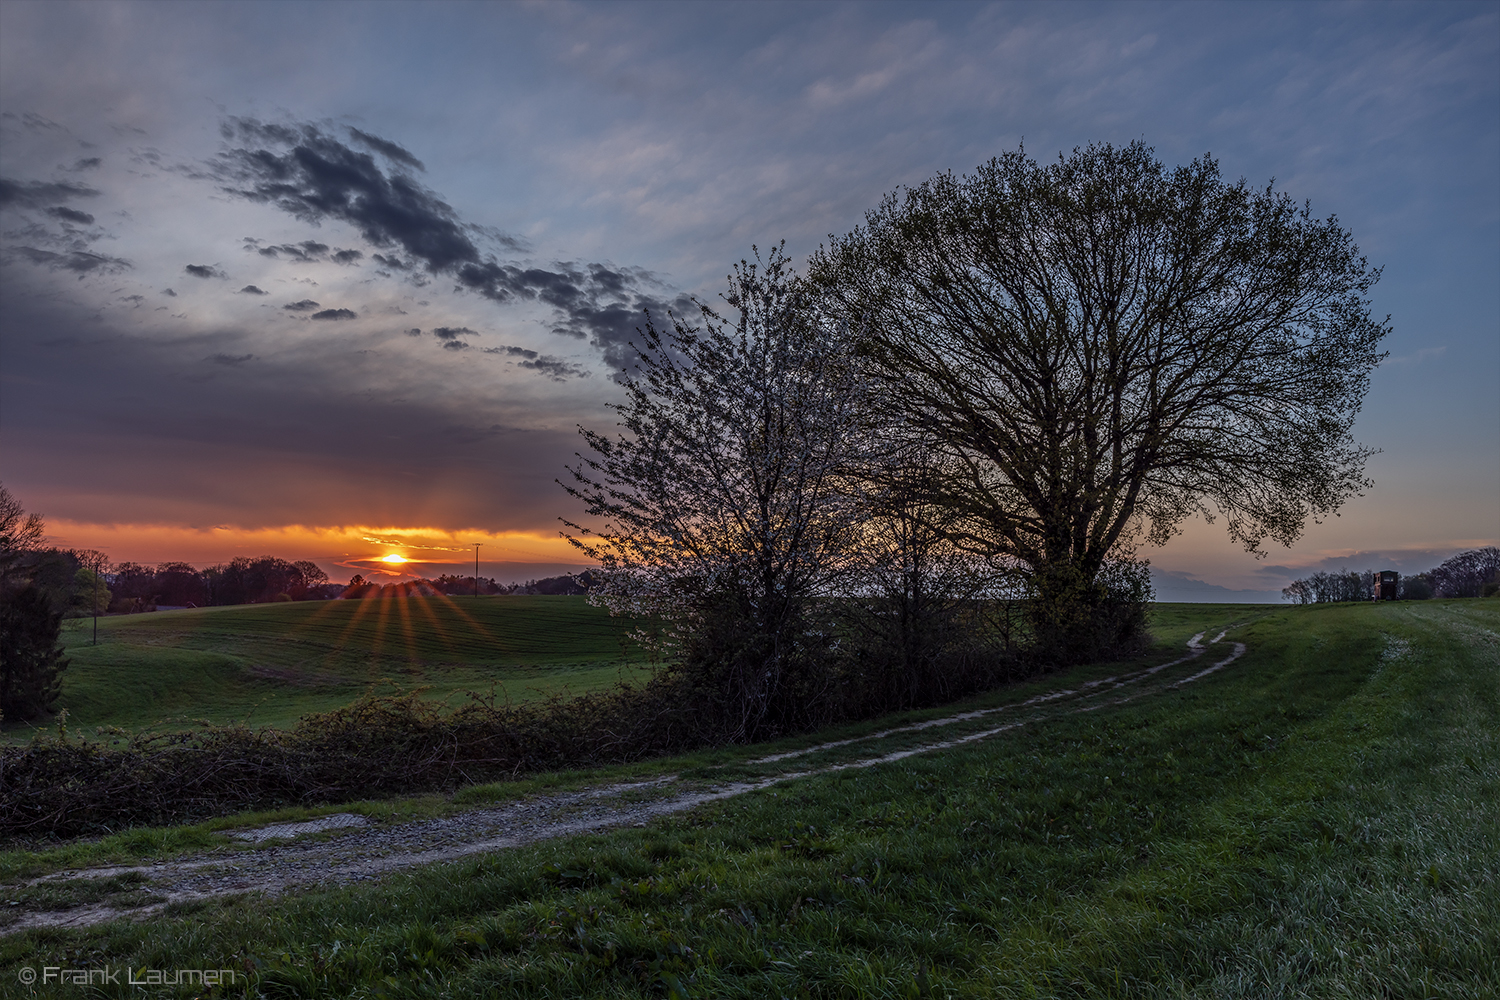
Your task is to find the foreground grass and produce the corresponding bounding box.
[4,600,1497,997]
[0,604,1247,882]
[9,597,649,739]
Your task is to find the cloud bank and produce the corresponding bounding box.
[210,118,691,370]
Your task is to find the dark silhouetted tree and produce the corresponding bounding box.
[813,142,1387,662]
[155,561,209,606]
[1432,547,1500,598]
[0,484,67,721]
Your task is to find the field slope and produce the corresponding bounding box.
[18,596,648,737]
[2,600,1496,997]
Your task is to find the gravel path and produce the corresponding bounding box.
[2,631,1245,934]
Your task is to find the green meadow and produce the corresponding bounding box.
[2,599,1496,997]
[7,596,650,739]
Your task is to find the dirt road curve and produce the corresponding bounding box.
[2,632,1245,934]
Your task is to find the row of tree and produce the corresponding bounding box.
[79,561,608,609]
[1281,547,1500,604]
[563,142,1390,739]
[343,571,602,599]
[109,556,334,611]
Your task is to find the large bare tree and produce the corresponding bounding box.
[812,142,1388,656]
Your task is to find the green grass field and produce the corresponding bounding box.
[2,599,1496,997]
[8,596,650,739]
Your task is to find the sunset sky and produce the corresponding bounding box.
[2,1,1496,600]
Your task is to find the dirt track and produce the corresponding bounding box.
[2,631,1245,935]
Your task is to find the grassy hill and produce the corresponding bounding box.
[2,599,1495,996]
[10,596,650,738]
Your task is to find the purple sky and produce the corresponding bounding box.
[2,1,1496,598]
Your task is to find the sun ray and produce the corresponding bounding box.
[394,589,422,668]
[328,584,381,676]
[408,591,465,654]
[368,587,395,675]
[414,591,503,653]
[425,592,506,650]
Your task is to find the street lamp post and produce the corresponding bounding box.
[473,543,481,598]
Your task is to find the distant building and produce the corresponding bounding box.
[1374,570,1398,601]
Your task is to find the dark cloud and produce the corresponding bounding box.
[45,206,95,225]
[544,288,697,374]
[311,308,356,320]
[0,293,582,531]
[184,264,226,279]
[120,294,144,305]
[208,353,255,366]
[209,118,677,369]
[485,344,538,359]
[163,288,177,297]
[69,158,102,172]
[431,326,474,350]
[239,285,268,295]
[5,246,131,274]
[18,113,63,132]
[283,299,320,312]
[347,127,426,172]
[1252,548,1476,579]
[0,178,100,208]
[213,118,487,274]
[483,344,590,381]
[519,356,590,381]
[251,240,364,266]
[1149,569,1282,604]
[406,327,423,336]
[258,241,323,262]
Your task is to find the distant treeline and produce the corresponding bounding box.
[1283,547,1500,604]
[343,570,602,599]
[108,556,335,611]
[101,561,604,612]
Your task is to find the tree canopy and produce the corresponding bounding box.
[811,142,1388,641]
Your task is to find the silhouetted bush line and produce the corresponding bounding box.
[1,688,661,839]
[0,608,1049,839]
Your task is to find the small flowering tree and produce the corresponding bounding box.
[562,247,864,740]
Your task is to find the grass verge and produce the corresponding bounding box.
[3,601,1496,997]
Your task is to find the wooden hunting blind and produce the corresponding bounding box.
[1375,570,1398,601]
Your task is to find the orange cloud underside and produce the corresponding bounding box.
[41,520,586,577]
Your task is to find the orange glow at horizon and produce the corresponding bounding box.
[38,519,590,582]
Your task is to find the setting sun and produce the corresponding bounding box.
[380,553,408,564]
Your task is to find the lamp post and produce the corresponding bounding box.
[473,543,481,598]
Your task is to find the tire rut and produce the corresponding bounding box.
[2,631,1246,934]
